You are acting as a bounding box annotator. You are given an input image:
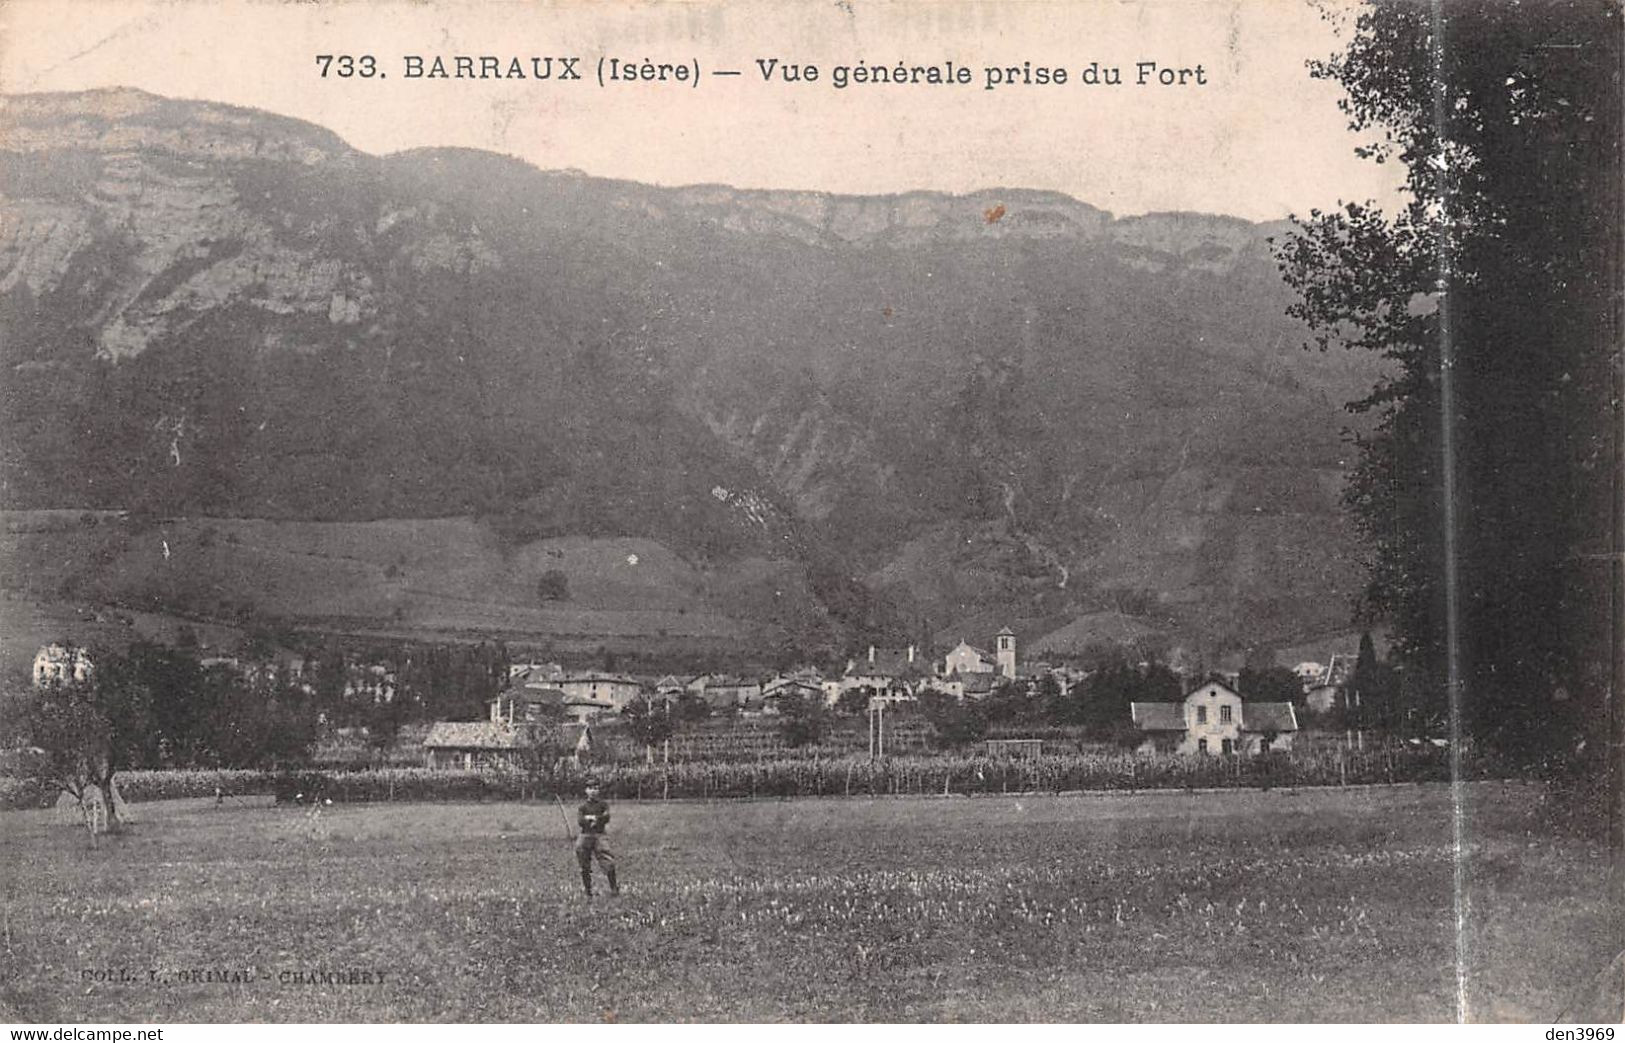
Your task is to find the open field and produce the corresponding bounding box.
[1,782,1618,1022]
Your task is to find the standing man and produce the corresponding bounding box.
[575,781,619,897]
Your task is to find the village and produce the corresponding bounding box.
[30,624,1376,776]
[418,626,1357,769]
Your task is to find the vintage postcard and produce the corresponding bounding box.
[0,0,1619,1027]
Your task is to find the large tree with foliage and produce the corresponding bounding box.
[15,644,154,830]
[622,695,676,762]
[1070,658,1184,741]
[1275,0,1619,795]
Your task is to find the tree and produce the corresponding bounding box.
[1236,665,1303,707]
[15,644,151,831]
[1074,657,1184,741]
[536,569,569,602]
[622,696,675,762]
[918,689,987,748]
[1274,0,1619,801]
[776,693,828,749]
[834,687,872,718]
[1335,630,1401,737]
[981,679,1043,728]
[358,693,410,768]
[205,673,319,770]
[1033,673,1067,723]
[673,691,712,723]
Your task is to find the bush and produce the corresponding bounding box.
[0,775,50,809]
[537,569,569,602]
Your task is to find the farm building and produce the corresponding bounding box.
[422,721,539,770]
[839,645,931,705]
[558,672,643,711]
[692,675,762,712]
[959,672,1001,700]
[760,679,822,715]
[1130,680,1298,756]
[490,686,610,724]
[32,644,93,687]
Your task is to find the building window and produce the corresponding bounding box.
[1219,705,1232,724]
[1196,706,1207,724]
[1198,738,1209,755]
[1222,738,1234,755]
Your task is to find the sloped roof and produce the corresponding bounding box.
[849,650,930,678]
[763,681,821,699]
[1131,702,1186,731]
[1242,702,1299,733]
[514,665,564,687]
[763,676,821,694]
[495,685,560,705]
[423,722,532,750]
[961,673,1000,695]
[561,672,641,686]
[1186,680,1242,701]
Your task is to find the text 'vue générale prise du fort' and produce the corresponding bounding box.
[314,54,1213,91]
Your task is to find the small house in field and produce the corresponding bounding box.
[421,721,536,770]
[1130,680,1298,756]
[32,644,92,687]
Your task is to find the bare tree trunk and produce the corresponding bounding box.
[97,765,120,831]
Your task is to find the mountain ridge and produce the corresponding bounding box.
[0,87,1382,658]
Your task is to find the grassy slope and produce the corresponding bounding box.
[0,512,794,668]
[0,782,1613,1022]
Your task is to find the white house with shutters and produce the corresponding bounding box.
[1130,680,1299,756]
[32,644,93,687]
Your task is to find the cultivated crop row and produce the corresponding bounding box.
[1,744,1492,808]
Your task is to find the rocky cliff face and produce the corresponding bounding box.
[0,88,1383,652]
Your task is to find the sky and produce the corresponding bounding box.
[0,0,1409,221]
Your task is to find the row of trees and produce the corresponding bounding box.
[1275,0,1620,859]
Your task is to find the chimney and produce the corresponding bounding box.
[868,645,876,664]
[907,645,916,663]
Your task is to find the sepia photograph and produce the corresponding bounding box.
[0,0,1619,1026]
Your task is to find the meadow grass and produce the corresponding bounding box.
[0,781,1615,1022]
